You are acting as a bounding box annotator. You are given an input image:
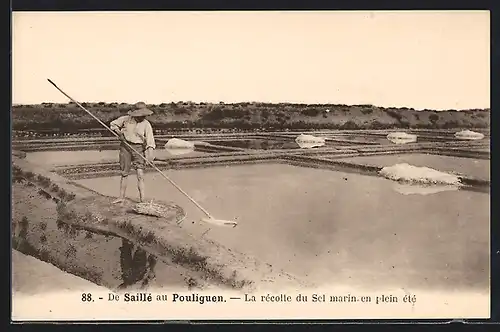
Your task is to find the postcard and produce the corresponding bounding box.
[11,10,490,321]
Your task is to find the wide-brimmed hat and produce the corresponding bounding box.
[128,101,153,117]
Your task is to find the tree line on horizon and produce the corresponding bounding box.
[11,101,490,132]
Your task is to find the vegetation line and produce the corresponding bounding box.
[12,102,490,132]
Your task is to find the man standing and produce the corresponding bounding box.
[110,102,156,204]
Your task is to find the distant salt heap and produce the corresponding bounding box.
[164,138,195,156]
[454,130,484,140]
[379,163,461,186]
[295,134,326,149]
[386,132,418,144]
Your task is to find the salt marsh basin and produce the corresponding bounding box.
[75,162,489,292]
[13,130,490,296]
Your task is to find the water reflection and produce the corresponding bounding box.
[393,183,460,195]
[165,148,195,156]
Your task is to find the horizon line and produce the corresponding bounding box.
[11,101,490,112]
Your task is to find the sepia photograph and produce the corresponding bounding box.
[11,10,490,321]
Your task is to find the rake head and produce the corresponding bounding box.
[201,217,238,228]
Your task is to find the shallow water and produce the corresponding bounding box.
[76,163,490,292]
[12,250,108,295]
[325,135,392,145]
[26,150,119,166]
[25,149,205,166]
[206,139,300,150]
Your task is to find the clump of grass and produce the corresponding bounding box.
[83,211,94,222]
[67,210,79,221]
[147,255,157,269]
[39,248,50,262]
[19,216,30,239]
[50,183,60,193]
[12,175,24,184]
[185,277,200,289]
[12,167,24,180]
[66,193,76,201]
[228,271,253,289]
[122,223,161,246]
[42,177,52,187]
[57,203,79,224]
[61,223,70,233]
[85,231,93,239]
[58,189,68,200]
[56,200,67,215]
[118,219,135,234]
[56,217,65,230]
[64,244,77,258]
[171,247,208,270]
[37,188,52,200]
[41,179,51,188]
[68,225,79,238]
[34,174,52,188]
[158,246,168,256]
[141,230,155,244]
[24,171,35,180]
[39,221,47,231]
[12,165,22,174]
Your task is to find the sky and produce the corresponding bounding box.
[12,11,490,110]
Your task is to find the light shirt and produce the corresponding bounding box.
[110,115,156,149]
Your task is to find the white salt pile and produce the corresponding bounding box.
[164,138,195,156]
[386,132,418,144]
[379,163,461,186]
[454,130,485,140]
[165,138,195,149]
[295,134,326,149]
